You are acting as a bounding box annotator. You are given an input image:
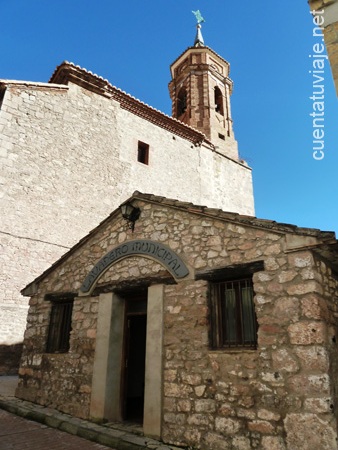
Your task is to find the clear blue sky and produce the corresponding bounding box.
[1,1,337,233]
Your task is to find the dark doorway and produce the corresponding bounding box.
[122,294,147,422]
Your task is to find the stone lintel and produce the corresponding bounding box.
[196,260,264,282]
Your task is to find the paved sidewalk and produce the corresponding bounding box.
[0,376,183,450]
[0,409,113,450]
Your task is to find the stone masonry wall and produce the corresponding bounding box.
[16,200,338,448]
[160,239,338,448]
[315,256,338,430]
[0,79,254,350]
[17,292,98,418]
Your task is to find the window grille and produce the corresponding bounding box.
[46,299,73,353]
[210,278,257,349]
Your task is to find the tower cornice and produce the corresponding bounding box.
[170,45,230,78]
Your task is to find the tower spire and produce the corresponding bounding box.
[192,10,205,47]
[194,24,204,47]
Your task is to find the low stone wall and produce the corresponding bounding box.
[0,343,23,375]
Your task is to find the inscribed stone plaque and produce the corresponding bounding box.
[80,239,189,293]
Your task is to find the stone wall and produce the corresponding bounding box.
[316,255,338,431]
[161,246,338,449]
[0,76,254,351]
[17,293,98,417]
[0,343,23,375]
[16,198,338,448]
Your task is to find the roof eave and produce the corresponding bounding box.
[49,61,208,145]
[21,191,338,296]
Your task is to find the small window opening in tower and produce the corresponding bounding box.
[177,87,187,117]
[137,141,149,165]
[214,87,224,116]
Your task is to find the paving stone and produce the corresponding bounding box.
[0,393,185,450]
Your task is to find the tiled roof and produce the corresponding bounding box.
[131,192,335,238]
[49,61,211,146]
[21,191,338,296]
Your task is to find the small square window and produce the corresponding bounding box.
[46,299,73,353]
[137,141,149,165]
[210,278,257,349]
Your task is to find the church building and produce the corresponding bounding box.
[0,21,253,372]
[13,20,338,450]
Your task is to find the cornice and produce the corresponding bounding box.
[170,45,230,71]
[49,61,210,145]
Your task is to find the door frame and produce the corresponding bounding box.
[121,294,147,421]
[90,285,164,439]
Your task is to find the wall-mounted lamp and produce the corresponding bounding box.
[120,202,140,232]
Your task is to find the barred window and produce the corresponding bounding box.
[210,278,257,349]
[46,299,73,353]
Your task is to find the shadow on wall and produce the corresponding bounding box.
[0,344,23,375]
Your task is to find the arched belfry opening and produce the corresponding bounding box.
[177,87,187,118]
[214,86,224,116]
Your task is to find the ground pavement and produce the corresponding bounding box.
[0,376,182,450]
[0,409,114,450]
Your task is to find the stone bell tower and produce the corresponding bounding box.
[169,17,238,161]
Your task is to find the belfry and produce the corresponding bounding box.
[169,14,238,160]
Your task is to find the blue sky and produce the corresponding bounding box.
[1,1,337,233]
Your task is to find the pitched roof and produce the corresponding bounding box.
[21,191,338,296]
[49,61,211,146]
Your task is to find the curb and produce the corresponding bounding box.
[0,396,183,450]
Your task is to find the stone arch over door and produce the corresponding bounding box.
[80,239,191,296]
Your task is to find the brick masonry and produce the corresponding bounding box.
[16,194,338,449]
